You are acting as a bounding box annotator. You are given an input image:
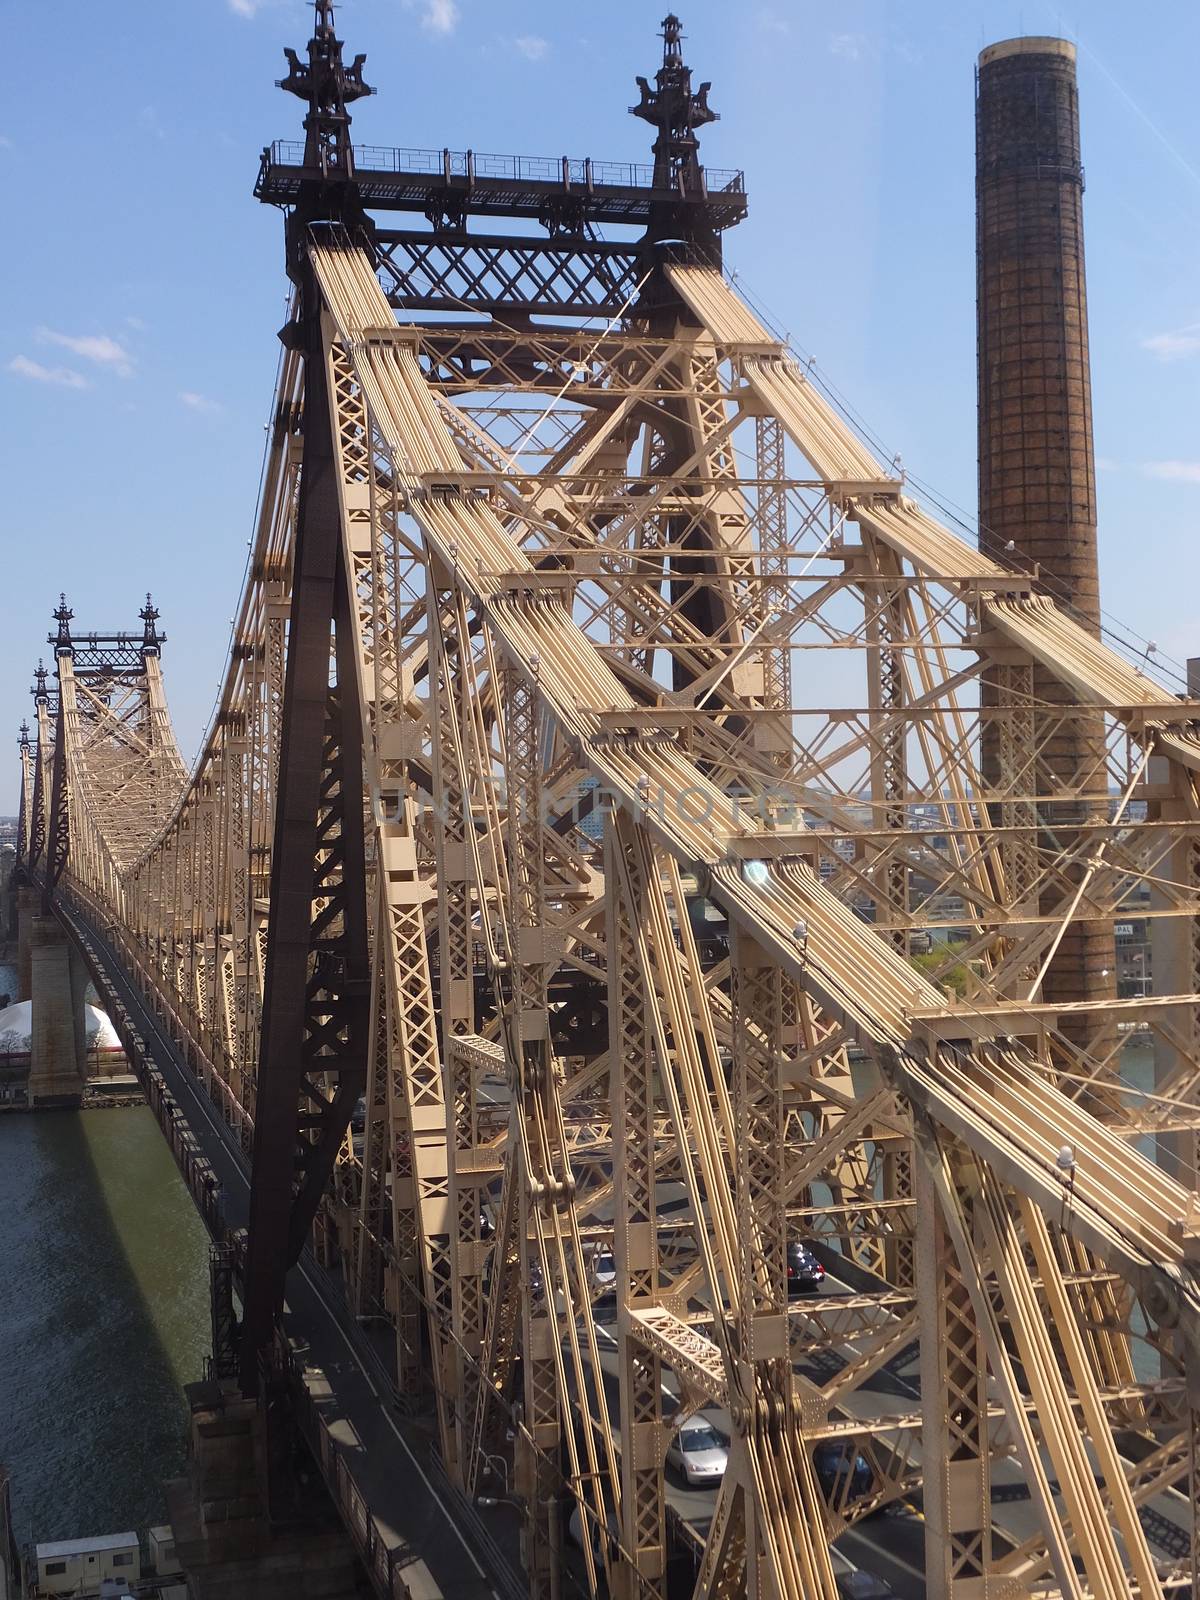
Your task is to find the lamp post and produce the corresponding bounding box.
[475,1491,562,1600]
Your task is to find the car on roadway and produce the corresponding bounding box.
[567,1503,620,1562]
[787,1239,826,1294]
[589,1248,617,1317]
[835,1571,895,1598]
[591,1249,616,1292]
[813,1441,873,1502]
[665,1416,728,1486]
[831,1548,895,1598]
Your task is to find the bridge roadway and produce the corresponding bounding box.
[64,886,928,1599]
[54,893,1196,1600]
[59,878,1193,1600]
[57,893,516,1600]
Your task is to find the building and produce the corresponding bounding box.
[1115,917,1151,997]
[147,1526,180,1579]
[32,1533,140,1597]
[0,1001,128,1105]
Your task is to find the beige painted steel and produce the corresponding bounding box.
[27,237,1200,1600]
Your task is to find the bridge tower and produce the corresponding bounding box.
[13,598,188,1106]
[13,722,34,998]
[20,633,87,1108]
[239,0,376,1395]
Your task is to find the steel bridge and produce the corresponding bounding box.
[9,7,1200,1598]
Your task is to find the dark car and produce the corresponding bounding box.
[835,1572,894,1599]
[813,1442,872,1502]
[787,1240,826,1294]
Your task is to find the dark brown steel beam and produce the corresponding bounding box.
[240,256,366,1392]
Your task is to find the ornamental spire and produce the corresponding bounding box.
[140,593,162,656]
[52,596,73,659]
[279,0,374,179]
[631,14,718,196]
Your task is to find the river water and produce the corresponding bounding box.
[0,965,211,1546]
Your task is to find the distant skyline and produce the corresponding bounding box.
[2,1,1197,759]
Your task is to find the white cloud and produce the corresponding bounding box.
[1095,456,1120,473]
[1141,323,1200,361]
[401,0,459,35]
[37,328,135,378]
[8,355,89,390]
[179,390,222,415]
[1143,460,1200,483]
[415,0,459,35]
[514,34,549,61]
[227,0,260,15]
[830,32,865,61]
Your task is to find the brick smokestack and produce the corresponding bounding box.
[976,37,1116,1048]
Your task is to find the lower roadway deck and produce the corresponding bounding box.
[66,900,512,1600]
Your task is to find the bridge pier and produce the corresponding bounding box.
[27,909,87,1107]
[166,1380,363,1600]
[16,886,35,1002]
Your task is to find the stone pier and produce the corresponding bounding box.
[167,1381,362,1600]
[27,908,87,1108]
[16,886,35,1002]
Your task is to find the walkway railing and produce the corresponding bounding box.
[265,140,746,196]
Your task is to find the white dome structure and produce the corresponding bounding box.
[0,1000,122,1056]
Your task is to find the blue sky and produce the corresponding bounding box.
[2,1,1198,764]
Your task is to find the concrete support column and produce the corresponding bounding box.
[28,912,86,1107]
[166,1381,362,1599]
[16,887,36,1003]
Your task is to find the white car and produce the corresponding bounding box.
[592,1250,616,1291]
[666,1417,728,1486]
[567,1503,619,1562]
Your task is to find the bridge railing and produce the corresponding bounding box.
[265,139,746,196]
[274,1334,439,1600]
[54,891,231,1241]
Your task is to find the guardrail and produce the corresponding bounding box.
[277,1336,450,1600]
[53,884,711,1598]
[425,1453,529,1600]
[265,141,745,196]
[58,900,229,1243]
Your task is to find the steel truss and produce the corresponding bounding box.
[14,13,1200,1600]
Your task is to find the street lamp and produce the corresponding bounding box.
[475,1492,563,1600]
[478,1452,509,1496]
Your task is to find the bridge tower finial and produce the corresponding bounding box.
[52,595,74,659]
[18,721,30,750]
[278,0,374,180]
[631,14,718,197]
[140,593,162,657]
[32,661,49,705]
